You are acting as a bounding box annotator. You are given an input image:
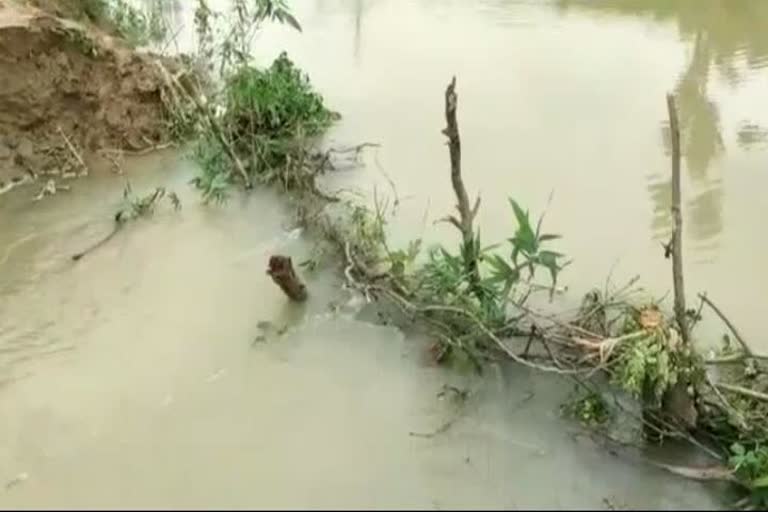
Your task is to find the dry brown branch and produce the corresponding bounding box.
[705,373,749,431]
[666,94,688,343]
[706,353,768,364]
[99,142,175,157]
[716,382,768,403]
[698,294,760,358]
[649,461,737,484]
[442,77,482,295]
[571,330,648,363]
[409,416,460,439]
[57,126,88,175]
[327,142,381,155]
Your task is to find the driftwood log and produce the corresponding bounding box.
[267,255,308,302]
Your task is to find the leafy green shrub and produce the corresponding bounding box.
[562,390,612,427]
[610,313,702,408]
[192,52,337,198]
[730,443,768,508]
[224,52,336,141]
[412,197,567,360]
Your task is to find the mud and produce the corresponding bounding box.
[0,1,181,193]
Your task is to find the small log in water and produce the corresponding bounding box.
[267,255,308,302]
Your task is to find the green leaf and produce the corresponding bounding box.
[753,474,768,488]
[508,198,529,228]
[732,443,746,457]
[539,250,564,259]
[538,234,562,242]
[281,12,302,32]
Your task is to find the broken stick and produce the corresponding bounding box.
[441,77,482,297]
[267,255,308,302]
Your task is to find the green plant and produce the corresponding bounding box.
[191,51,336,199]
[608,312,702,408]
[730,443,768,507]
[562,390,612,427]
[79,0,167,46]
[410,198,567,362]
[195,0,301,75]
[80,0,108,21]
[110,0,162,45]
[189,137,232,204]
[119,182,181,219]
[508,199,566,284]
[224,53,336,140]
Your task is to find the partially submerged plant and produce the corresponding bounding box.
[409,196,567,363]
[562,389,613,427]
[119,182,181,220]
[71,183,181,262]
[729,443,768,508]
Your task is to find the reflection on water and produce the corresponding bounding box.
[556,0,768,73]
[738,122,768,150]
[559,0,768,255]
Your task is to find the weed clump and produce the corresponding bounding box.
[225,53,337,140]
[190,51,337,202]
[562,390,612,427]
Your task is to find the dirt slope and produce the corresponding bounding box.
[0,1,181,193]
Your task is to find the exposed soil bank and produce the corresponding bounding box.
[0,0,180,193]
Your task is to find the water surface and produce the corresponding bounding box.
[3,0,767,508]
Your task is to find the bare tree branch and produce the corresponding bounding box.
[666,94,688,343]
[442,77,483,297]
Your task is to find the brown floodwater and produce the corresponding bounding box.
[3,0,768,508]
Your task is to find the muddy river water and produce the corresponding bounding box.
[2,0,767,508]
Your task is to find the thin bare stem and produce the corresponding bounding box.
[57,126,88,174]
[442,77,482,297]
[717,382,768,403]
[666,94,688,343]
[699,293,757,357]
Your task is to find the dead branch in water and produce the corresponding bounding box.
[716,382,768,403]
[71,187,178,262]
[698,293,760,358]
[441,77,482,297]
[267,255,308,302]
[71,210,127,262]
[649,460,738,484]
[666,94,688,343]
